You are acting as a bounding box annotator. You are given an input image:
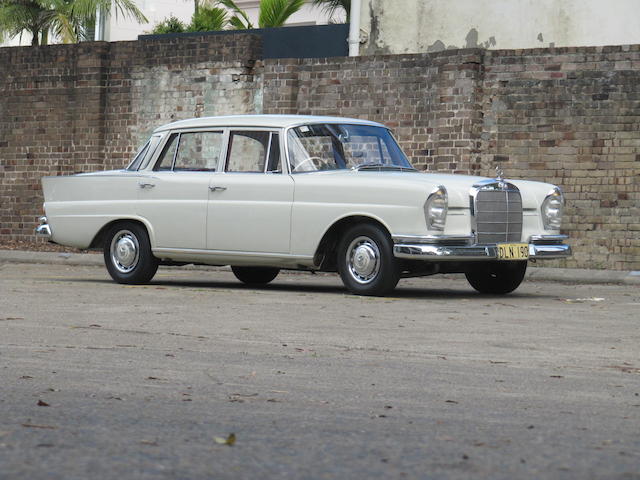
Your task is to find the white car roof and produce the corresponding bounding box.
[153,115,386,133]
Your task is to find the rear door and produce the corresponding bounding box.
[137,130,223,249]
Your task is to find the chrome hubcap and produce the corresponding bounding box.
[346,236,380,284]
[110,230,139,274]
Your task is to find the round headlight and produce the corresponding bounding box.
[425,186,448,231]
[541,188,564,230]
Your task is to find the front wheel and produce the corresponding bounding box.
[231,266,280,285]
[465,261,527,294]
[103,222,159,284]
[337,223,400,296]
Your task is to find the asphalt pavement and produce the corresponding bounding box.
[0,260,638,479]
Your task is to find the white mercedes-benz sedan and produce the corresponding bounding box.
[37,115,571,295]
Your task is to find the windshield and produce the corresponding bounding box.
[287,124,414,173]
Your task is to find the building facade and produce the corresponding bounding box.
[358,0,640,55]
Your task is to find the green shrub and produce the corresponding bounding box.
[149,15,187,34]
[188,6,228,32]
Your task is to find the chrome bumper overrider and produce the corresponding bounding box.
[35,216,52,239]
[392,234,572,261]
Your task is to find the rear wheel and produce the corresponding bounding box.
[337,223,400,296]
[103,222,159,284]
[231,266,280,285]
[465,261,527,294]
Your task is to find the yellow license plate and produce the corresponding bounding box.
[497,243,529,260]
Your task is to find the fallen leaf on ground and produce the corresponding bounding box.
[22,424,56,429]
[214,433,236,446]
[561,297,605,303]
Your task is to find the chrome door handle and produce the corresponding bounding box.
[209,186,227,192]
[138,182,155,189]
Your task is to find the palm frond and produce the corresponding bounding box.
[258,0,305,28]
[311,0,350,21]
[189,5,228,31]
[220,0,252,29]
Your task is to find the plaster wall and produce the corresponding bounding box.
[360,0,640,54]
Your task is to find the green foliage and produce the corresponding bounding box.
[221,0,305,29]
[0,0,148,46]
[312,0,350,21]
[258,0,305,28]
[219,0,252,29]
[149,15,186,34]
[188,5,227,32]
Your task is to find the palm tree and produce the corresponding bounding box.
[312,0,349,21]
[221,0,305,29]
[0,0,147,46]
[189,4,228,32]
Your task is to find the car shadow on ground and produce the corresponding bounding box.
[58,276,555,301]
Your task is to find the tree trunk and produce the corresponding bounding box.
[31,29,40,46]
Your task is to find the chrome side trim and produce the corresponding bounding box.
[153,247,313,261]
[392,234,475,245]
[35,216,52,239]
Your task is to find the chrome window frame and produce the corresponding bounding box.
[223,128,282,174]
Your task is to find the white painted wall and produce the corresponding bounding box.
[359,0,640,54]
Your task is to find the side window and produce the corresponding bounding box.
[226,131,270,173]
[138,134,164,170]
[156,134,179,171]
[174,132,222,171]
[127,141,150,171]
[154,132,222,171]
[267,134,281,173]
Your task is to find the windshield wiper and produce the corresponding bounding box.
[353,163,416,172]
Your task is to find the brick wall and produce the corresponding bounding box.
[1,37,638,270]
[480,46,640,270]
[263,51,485,174]
[0,34,262,239]
[263,47,639,270]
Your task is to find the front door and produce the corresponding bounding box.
[206,130,293,254]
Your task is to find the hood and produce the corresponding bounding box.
[319,170,558,209]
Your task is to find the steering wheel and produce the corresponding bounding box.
[292,156,329,172]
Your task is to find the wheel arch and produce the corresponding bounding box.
[313,214,393,270]
[89,217,155,249]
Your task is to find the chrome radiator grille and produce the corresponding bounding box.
[471,182,523,244]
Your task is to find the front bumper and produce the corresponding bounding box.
[393,234,571,261]
[35,216,52,239]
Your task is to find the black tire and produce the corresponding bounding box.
[337,223,400,296]
[231,266,280,285]
[103,222,159,284]
[465,261,527,294]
